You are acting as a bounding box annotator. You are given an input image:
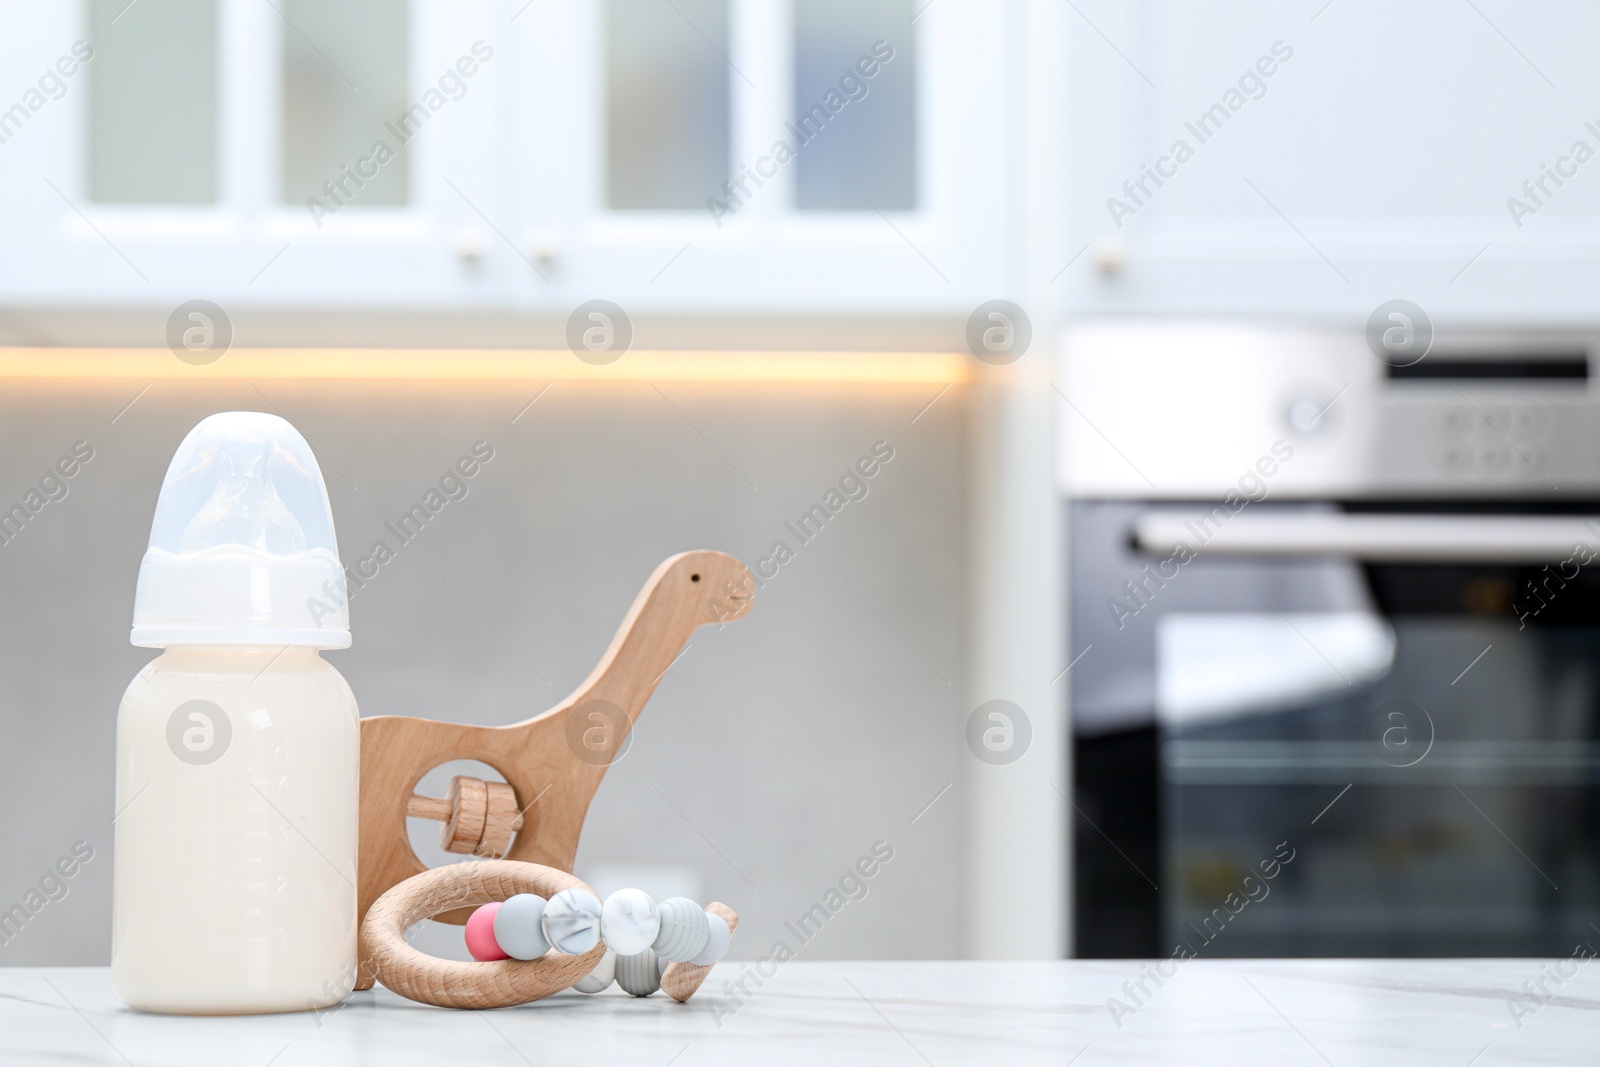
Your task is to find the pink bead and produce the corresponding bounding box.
[465,902,510,961]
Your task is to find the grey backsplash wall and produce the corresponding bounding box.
[0,375,966,964]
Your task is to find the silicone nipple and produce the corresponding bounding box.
[179,438,308,554]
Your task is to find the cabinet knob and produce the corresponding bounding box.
[1092,237,1128,276]
[453,227,488,263]
[524,229,561,268]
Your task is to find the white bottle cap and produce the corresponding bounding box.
[131,412,350,649]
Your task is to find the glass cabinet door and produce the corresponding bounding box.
[604,0,732,211]
[791,0,916,212]
[86,0,219,205]
[279,0,411,210]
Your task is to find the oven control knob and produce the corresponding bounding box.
[1285,387,1342,436]
[1286,398,1320,435]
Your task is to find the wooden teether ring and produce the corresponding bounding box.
[360,860,604,1009]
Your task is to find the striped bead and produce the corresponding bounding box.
[651,897,711,963]
[615,947,661,997]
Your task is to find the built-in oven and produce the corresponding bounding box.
[1061,324,1600,958]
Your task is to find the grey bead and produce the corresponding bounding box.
[615,947,661,997]
[651,897,711,963]
[494,894,550,961]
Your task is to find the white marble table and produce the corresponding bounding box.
[2,960,1595,1065]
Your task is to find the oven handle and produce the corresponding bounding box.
[1132,512,1600,563]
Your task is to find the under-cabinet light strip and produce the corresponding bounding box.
[0,349,971,384]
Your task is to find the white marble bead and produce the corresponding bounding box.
[572,949,615,994]
[600,888,660,957]
[614,948,661,997]
[651,897,710,963]
[541,888,602,955]
[493,894,550,961]
[688,913,730,967]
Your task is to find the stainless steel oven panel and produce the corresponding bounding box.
[1059,323,1599,500]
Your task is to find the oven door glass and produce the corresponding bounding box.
[1161,601,1600,957]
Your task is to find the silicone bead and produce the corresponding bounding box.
[493,893,550,961]
[600,888,660,957]
[652,897,711,963]
[465,902,510,962]
[689,912,730,967]
[615,947,661,997]
[542,887,603,955]
[573,949,616,994]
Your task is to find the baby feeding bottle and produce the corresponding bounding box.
[112,412,358,1014]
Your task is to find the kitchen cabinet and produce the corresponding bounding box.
[1054,0,1600,321]
[0,0,1014,315]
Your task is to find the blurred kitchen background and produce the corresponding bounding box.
[3,0,1599,966]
